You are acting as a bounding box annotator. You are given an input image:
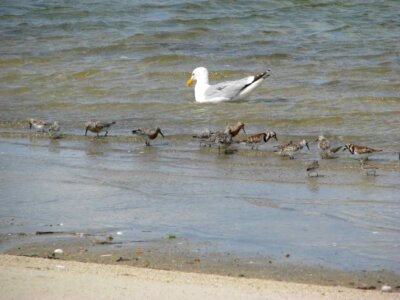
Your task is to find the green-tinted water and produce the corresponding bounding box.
[0,1,399,274]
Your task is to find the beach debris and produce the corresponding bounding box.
[381,285,392,292]
[116,231,123,235]
[168,234,176,239]
[36,231,56,235]
[100,254,112,257]
[116,257,131,262]
[53,249,64,254]
[55,265,65,269]
[285,254,290,258]
[356,285,376,290]
[135,248,144,256]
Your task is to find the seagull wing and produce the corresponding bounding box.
[204,77,253,102]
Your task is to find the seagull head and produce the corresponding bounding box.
[187,67,209,87]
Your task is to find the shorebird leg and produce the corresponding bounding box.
[104,130,108,137]
[145,139,150,146]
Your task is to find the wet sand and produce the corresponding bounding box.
[1,254,398,300]
[3,233,400,291]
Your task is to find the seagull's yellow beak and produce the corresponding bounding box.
[186,78,193,87]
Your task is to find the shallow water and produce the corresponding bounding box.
[0,0,399,274]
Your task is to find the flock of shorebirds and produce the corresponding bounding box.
[25,66,390,177]
[28,118,384,177]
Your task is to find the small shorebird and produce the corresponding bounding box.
[85,120,116,137]
[48,121,62,139]
[132,127,164,146]
[314,135,342,159]
[193,122,245,140]
[200,131,234,153]
[187,67,270,103]
[275,139,310,159]
[224,122,246,137]
[360,160,378,176]
[28,118,49,132]
[240,131,278,149]
[306,160,320,177]
[343,143,382,161]
[192,128,214,139]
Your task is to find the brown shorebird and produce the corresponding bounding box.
[28,118,49,132]
[132,127,164,146]
[193,122,245,140]
[275,139,310,159]
[85,120,116,137]
[314,135,342,159]
[241,131,278,149]
[48,121,62,139]
[343,143,382,161]
[306,160,320,177]
[224,122,246,137]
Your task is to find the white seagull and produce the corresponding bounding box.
[187,67,270,103]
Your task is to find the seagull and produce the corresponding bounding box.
[85,120,116,137]
[187,67,270,103]
[132,127,164,146]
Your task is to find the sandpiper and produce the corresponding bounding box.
[224,122,246,137]
[360,160,378,176]
[200,131,234,153]
[132,127,164,146]
[314,135,342,159]
[28,118,49,132]
[241,131,278,149]
[48,121,62,139]
[85,120,116,137]
[306,160,320,177]
[275,139,310,159]
[343,143,382,161]
[193,122,245,140]
[192,128,214,139]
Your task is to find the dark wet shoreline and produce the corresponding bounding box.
[2,231,400,291]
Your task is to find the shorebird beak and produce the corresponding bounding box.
[160,131,165,138]
[187,78,193,87]
[242,127,246,134]
[85,128,88,136]
[306,142,310,150]
[342,146,347,152]
[274,136,278,141]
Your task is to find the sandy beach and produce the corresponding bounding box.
[0,254,398,300]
